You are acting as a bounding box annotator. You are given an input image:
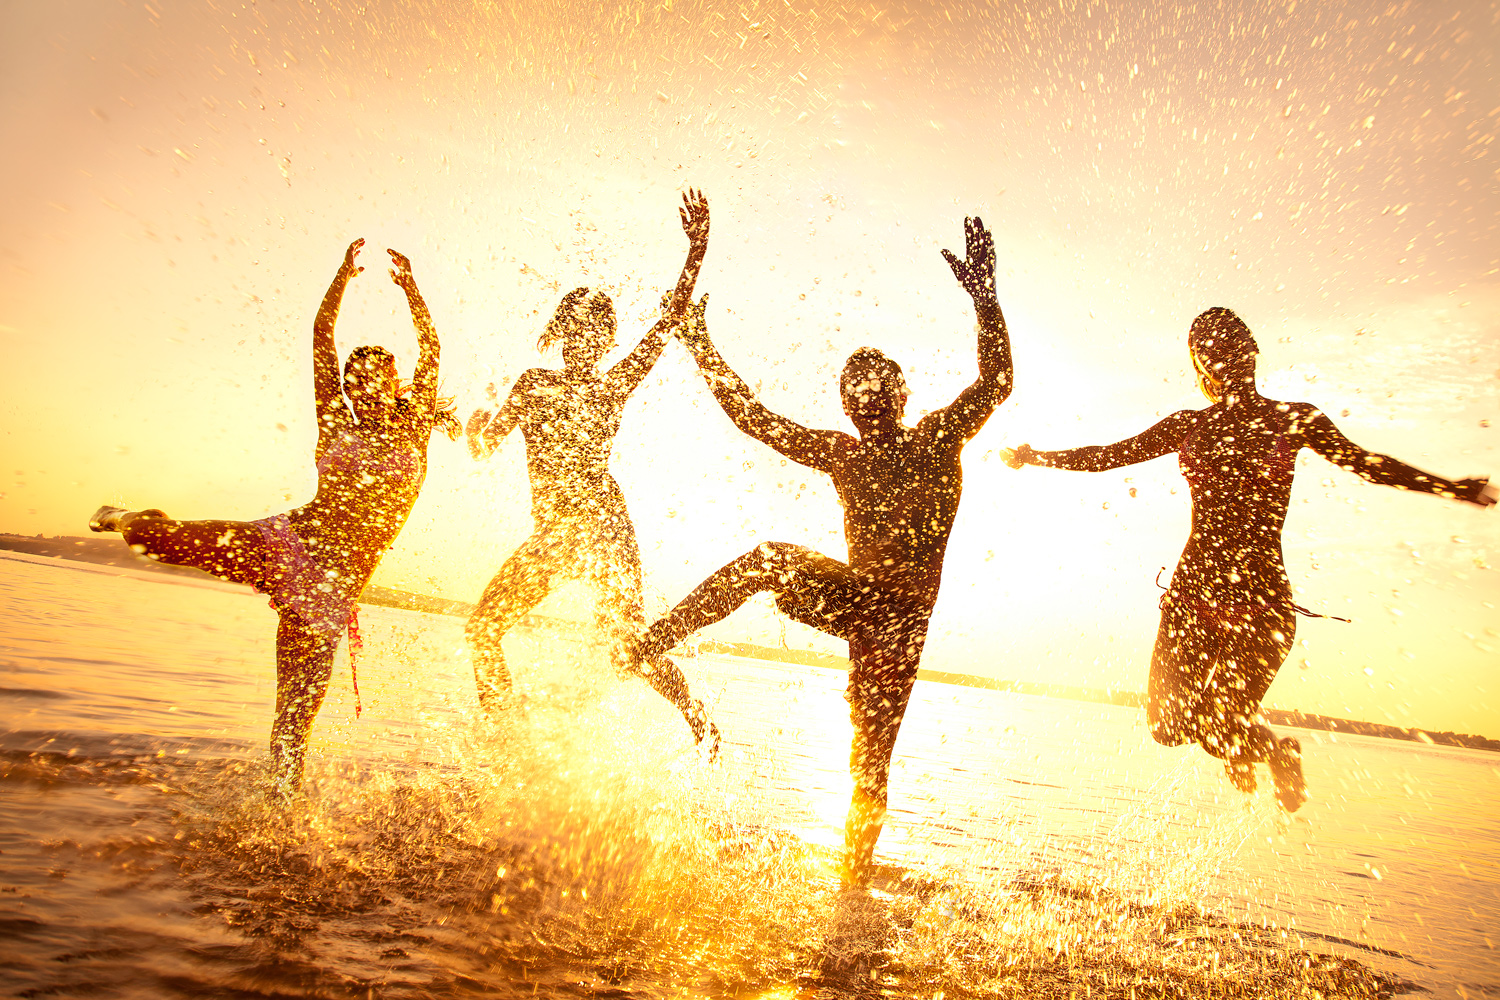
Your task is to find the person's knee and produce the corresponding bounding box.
[465,609,504,648]
[744,541,803,577]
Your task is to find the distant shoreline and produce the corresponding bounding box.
[6,531,1497,753]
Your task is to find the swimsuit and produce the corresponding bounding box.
[1177,419,1296,490]
[251,428,423,716]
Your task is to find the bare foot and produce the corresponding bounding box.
[1224,758,1257,794]
[1269,737,1307,811]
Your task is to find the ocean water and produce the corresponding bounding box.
[1,551,1497,999]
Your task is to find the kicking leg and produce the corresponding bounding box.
[465,533,556,716]
[636,541,857,659]
[269,611,339,797]
[104,513,267,587]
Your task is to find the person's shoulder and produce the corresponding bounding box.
[809,427,858,464]
[515,367,561,390]
[1270,400,1324,431]
[1157,407,1205,433]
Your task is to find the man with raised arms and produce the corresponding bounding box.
[632,216,1012,880]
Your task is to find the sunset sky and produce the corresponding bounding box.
[2,0,1496,735]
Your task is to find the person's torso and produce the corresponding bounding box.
[830,423,963,604]
[518,371,628,521]
[291,413,430,590]
[1174,400,1299,600]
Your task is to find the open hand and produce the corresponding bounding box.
[679,188,709,248]
[1457,476,1498,507]
[1000,444,1034,470]
[941,216,996,302]
[341,238,365,277]
[387,248,414,288]
[466,408,491,440]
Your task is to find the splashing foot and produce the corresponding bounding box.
[89,505,167,532]
[1224,758,1257,794]
[1269,737,1306,811]
[686,699,721,761]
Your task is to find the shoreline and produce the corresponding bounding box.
[6,531,1497,753]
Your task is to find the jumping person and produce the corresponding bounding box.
[629,216,1012,880]
[90,240,459,795]
[1005,307,1495,810]
[465,190,718,748]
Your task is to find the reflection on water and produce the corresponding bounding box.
[2,553,1495,998]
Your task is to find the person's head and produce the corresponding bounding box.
[538,286,617,371]
[840,347,909,428]
[1188,307,1258,403]
[344,345,400,421]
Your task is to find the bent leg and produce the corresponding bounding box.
[465,534,557,714]
[1195,610,1300,806]
[1145,602,1218,749]
[1192,610,1294,765]
[269,611,339,796]
[638,541,858,658]
[589,524,716,746]
[121,516,267,588]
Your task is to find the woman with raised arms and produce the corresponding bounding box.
[91,241,459,795]
[1006,307,1494,809]
[465,190,717,749]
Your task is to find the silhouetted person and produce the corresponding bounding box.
[465,190,717,748]
[630,217,1012,880]
[90,241,460,795]
[1005,307,1495,810]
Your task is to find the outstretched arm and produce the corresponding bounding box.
[466,377,530,461]
[389,249,440,417]
[676,295,849,472]
[607,189,711,395]
[927,216,1013,443]
[1298,406,1495,506]
[1005,410,1198,472]
[313,239,363,437]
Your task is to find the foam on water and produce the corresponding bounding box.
[3,555,1487,997]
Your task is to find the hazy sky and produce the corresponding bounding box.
[2,0,1496,734]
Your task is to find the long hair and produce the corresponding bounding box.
[346,345,460,439]
[538,287,589,353]
[537,286,616,354]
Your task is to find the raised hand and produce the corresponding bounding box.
[387,248,414,289]
[341,238,366,277]
[679,187,709,250]
[941,216,996,302]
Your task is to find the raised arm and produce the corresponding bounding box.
[1296,405,1494,506]
[607,189,711,396]
[313,239,363,437]
[676,294,850,472]
[466,376,531,461]
[388,249,439,417]
[1005,410,1198,472]
[927,216,1013,443]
